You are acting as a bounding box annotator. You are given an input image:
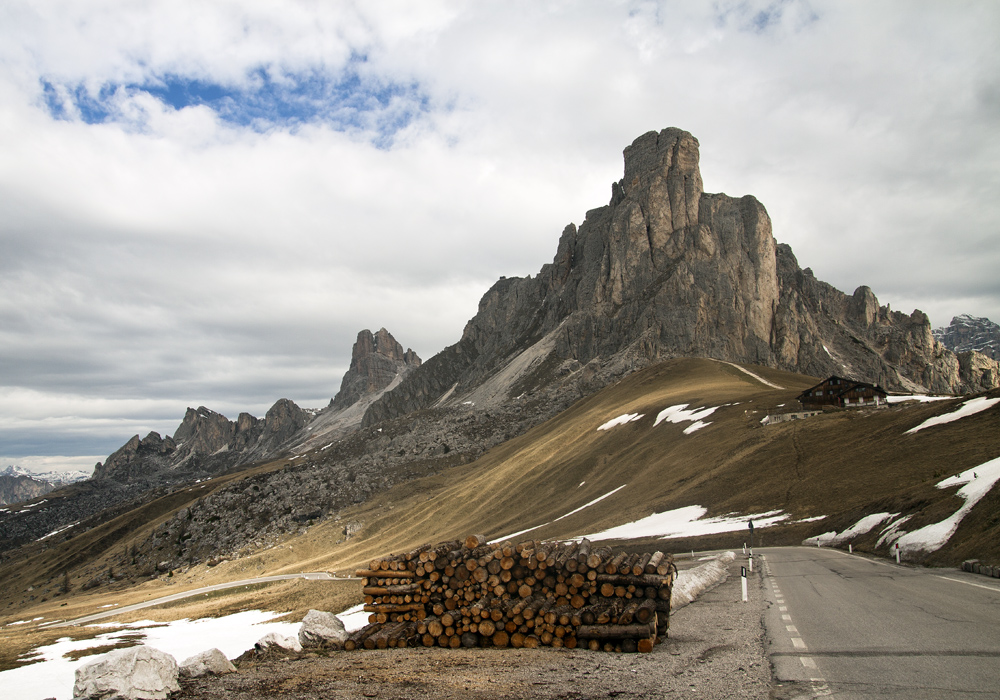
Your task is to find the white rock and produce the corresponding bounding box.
[298,609,348,647]
[179,648,236,678]
[255,631,302,653]
[73,645,180,700]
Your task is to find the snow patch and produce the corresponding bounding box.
[0,610,299,700]
[802,512,895,547]
[553,485,627,523]
[719,361,784,389]
[894,457,1000,555]
[653,403,729,434]
[876,515,913,548]
[597,413,644,431]
[574,505,787,542]
[886,394,951,404]
[905,397,1000,434]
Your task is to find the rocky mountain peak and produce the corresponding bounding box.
[363,126,999,426]
[934,314,1000,361]
[332,328,422,410]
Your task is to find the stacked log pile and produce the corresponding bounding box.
[347,534,675,653]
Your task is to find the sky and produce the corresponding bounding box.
[1,1,998,474]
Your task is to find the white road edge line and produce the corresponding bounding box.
[936,575,1000,593]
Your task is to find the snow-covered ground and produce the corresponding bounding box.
[892,456,1000,555]
[597,413,643,430]
[575,505,788,542]
[596,401,733,436]
[886,394,951,404]
[803,455,1000,557]
[0,609,302,700]
[803,512,897,547]
[904,396,999,434]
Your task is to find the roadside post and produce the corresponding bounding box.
[849,543,853,554]
[741,566,748,603]
[895,543,901,564]
[748,519,754,571]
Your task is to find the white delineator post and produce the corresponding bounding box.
[895,543,901,564]
[741,566,748,603]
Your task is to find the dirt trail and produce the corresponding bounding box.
[177,556,771,700]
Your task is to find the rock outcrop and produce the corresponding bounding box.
[179,648,236,678]
[92,399,314,485]
[298,609,349,648]
[73,645,180,700]
[934,314,1000,361]
[332,328,421,410]
[364,127,998,426]
[0,468,56,506]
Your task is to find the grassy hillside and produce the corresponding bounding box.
[3,357,998,632]
[300,358,999,572]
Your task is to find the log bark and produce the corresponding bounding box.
[575,622,656,640]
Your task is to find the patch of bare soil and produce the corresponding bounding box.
[177,557,771,699]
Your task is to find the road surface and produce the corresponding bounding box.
[49,572,349,628]
[760,546,1000,699]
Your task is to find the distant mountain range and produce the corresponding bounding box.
[0,465,90,506]
[934,314,1000,361]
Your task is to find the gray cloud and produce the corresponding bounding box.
[2,1,998,470]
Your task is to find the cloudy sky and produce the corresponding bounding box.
[2,1,998,474]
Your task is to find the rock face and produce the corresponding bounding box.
[364,127,998,425]
[73,645,180,700]
[0,468,55,506]
[934,314,1000,361]
[332,328,421,410]
[93,399,314,484]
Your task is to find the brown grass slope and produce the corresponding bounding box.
[3,357,998,633]
[290,357,1000,576]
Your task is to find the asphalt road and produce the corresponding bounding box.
[48,572,347,628]
[760,546,1000,699]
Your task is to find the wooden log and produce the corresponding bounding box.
[605,551,628,574]
[465,534,488,549]
[635,599,657,624]
[633,553,652,576]
[594,573,673,588]
[492,630,510,648]
[588,546,613,570]
[362,582,422,596]
[644,551,664,574]
[363,603,423,613]
[355,569,413,579]
[575,621,656,640]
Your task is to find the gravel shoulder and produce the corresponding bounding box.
[177,556,771,699]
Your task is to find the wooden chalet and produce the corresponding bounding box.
[797,376,888,409]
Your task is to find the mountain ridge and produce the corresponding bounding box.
[361,128,998,429]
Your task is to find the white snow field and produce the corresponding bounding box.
[0,609,300,700]
[905,396,999,434]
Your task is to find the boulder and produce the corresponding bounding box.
[254,632,302,653]
[73,645,180,700]
[298,609,348,648]
[178,648,236,678]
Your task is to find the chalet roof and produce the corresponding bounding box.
[797,376,887,401]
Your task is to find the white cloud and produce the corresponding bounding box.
[1,1,998,460]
